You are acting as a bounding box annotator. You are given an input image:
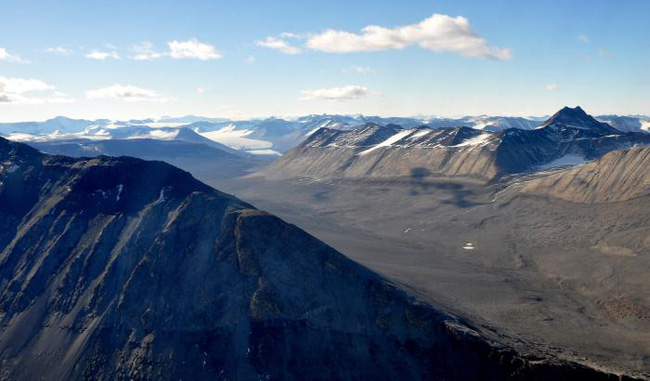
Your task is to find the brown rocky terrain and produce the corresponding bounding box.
[523,146,650,203]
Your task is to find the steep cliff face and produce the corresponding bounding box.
[258,107,650,182]
[523,146,650,203]
[0,137,632,380]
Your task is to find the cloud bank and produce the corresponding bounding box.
[305,14,511,60]
[86,84,172,102]
[0,76,73,104]
[301,85,379,101]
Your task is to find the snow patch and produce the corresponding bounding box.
[536,154,587,170]
[116,184,124,201]
[411,129,432,138]
[198,124,273,150]
[358,129,415,156]
[153,189,167,206]
[451,133,492,148]
[247,149,281,156]
[306,127,321,136]
[641,120,650,133]
[148,129,179,140]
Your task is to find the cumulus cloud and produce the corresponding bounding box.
[45,46,73,55]
[86,84,173,102]
[130,39,221,60]
[0,76,74,104]
[544,83,560,90]
[255,37,302,55]
[168,39,222,60]
[305,13,511,60]
[0,47,29,63]
[300,85,379,101]
[85,50,120,60]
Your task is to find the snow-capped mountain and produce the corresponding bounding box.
[260,107,650,181]
[423,116,540,131]
[1,111,647,159]
[596,114,650,133]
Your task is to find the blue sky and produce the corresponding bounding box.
[0,0,648,121]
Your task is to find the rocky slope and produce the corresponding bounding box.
[260,106,650,181]
[523,146,650,203]
[0,137,633,380]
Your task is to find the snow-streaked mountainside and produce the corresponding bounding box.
[0,136,621,380]
[259,107,650,181]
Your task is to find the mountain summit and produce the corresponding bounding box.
[539,106,620,135]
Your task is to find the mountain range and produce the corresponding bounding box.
[260,107,650,181]
[1,111,648,158]
[0,136,629,380]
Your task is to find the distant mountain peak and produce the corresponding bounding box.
[540,106,620,135]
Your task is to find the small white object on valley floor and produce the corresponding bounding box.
[462,242,475,250]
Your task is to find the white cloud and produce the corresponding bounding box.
[246,55,256,64]
[544,83,560,90]
[168,39,222,60]
[85,50,120,60]
[130,39,221,60]
[86,84,172,103]
[0,47,29,63]
[255,37,302,55]
[197,87,206,94]
[597,49,611,57]
[280,32,308,39]
[578,34,590,43]
[305,13,511,60]
[344,66,372,74]
[0,76,74,104]
[131,42,166,60]
[300,85,379,101]
[45,46,73,55]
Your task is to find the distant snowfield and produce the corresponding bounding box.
[4,131,111,142]
[129,129,179,140]
[641,120,650,133]
[537,154,588,170]
[135,122,187,128]
[197,124,274,151]
[248,149,281,156]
